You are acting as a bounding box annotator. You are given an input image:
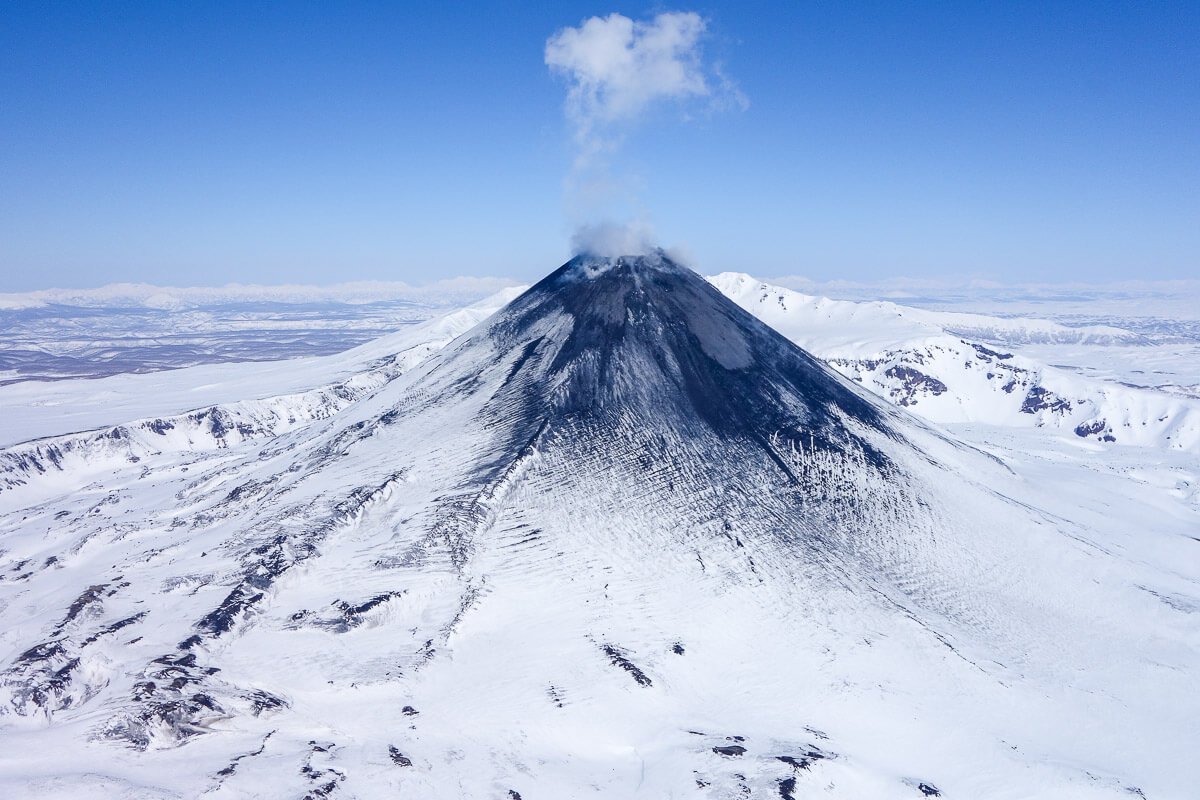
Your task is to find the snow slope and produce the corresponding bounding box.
[1,255,1197,799]
[711,272,1200,449]
[0,289,522,448]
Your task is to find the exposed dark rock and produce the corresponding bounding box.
[297,742,344,798]
[713,745,746,757]
[600,643,652,687]
[16,640,67,666]
[247,689,286,715]
[288,590,407,633]
[918,782,941,796]
[884,366,948,406]
[388,745,412,767]
[190,692,219,710]
[62,584,108,626]
[102,650,282,750]
[776,746,830,771]
[1074,419,1116,442]
[196,586,264,636]
[1020,386,1072,415]
[342,593,399,617]
[80,612,147,646]
[2,602,151,718]
[968,342,1014,361]
[225,479,263,502]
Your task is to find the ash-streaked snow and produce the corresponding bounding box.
[0,256,1196,799]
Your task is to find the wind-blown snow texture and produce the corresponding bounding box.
[1,254,1197,799]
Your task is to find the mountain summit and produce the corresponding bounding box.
[484,252,892,448]
[0,255,1190,798]
[426,251,904,502]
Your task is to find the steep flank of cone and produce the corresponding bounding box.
[425,252,900,479]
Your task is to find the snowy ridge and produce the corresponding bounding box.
[0,292,525,494]
[710,272,1200,448]
[826,339,1200,449]
[0,387,360,493]
[709,272,1142,349]
[0,288,521,450]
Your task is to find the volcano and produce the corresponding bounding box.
[0,253,1193,798]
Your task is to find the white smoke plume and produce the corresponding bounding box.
[546,11,711,154]
[570,219,658,258]
[545,11,745,258]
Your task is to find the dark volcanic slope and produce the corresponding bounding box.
[369,250,937,579]
[421,252,907,498]
[492,253,894,451]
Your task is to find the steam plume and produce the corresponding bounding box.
[545,12,746,258]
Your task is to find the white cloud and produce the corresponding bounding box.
[545,11,711,142]
[545,11,745,258]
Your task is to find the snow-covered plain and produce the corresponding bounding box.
[0,257,1197,799]
[0,278,519,384]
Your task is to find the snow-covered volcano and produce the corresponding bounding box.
[1,254,1196,798]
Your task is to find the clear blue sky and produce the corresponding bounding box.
[2,1,1196,290]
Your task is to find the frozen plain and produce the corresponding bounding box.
[0,256,1197,799]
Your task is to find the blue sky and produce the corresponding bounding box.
[1,1,1196,291]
